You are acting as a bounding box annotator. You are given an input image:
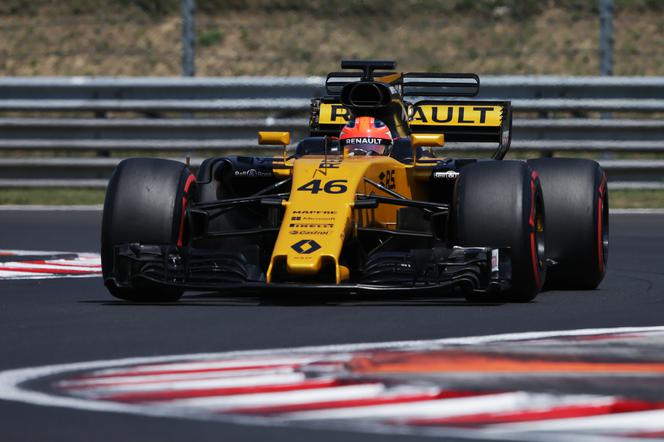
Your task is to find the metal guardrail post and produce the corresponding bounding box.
[181,0,196,77]
[599,0,614,159]
[599,0,614,77]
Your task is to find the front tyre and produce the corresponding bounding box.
[527,158,608,289]
[452,161,545,302]
[101,158,195,302]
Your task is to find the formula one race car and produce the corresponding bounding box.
[101,60,608,302]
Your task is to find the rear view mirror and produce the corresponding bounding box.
[411,134,444,165]
[258,131,290,146]
[258,131,291,162]
[411,133,444,148]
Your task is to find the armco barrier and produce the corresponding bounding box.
[0,76,663,189]
[0,158,661,190]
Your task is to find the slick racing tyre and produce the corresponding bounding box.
[452,161,545,302]
[101,158,196,302]
[527,158,608,289]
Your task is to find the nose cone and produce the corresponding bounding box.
[267,158,362,284]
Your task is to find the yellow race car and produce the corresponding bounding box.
[101,60,608,302]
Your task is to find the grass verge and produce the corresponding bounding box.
[1,188,664,208]
[608,190,664,209]
[0,188,106,205]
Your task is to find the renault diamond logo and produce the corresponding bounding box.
[291,239,321,254]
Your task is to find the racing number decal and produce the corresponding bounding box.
[318,160,340,169]
[379,170,396,190]
[313,160,342,178]
[297,179,348,194]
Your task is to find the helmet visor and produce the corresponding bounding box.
[344,144,386,155]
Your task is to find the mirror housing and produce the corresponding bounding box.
[258,131,290,146]
[411,134,444,165]
[259,131,291,162]
[411,133,444,149]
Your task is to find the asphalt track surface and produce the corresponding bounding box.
[0,210,663,442]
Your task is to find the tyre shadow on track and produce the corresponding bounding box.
[81,293,505,307]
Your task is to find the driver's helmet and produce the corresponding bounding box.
[339,116,392,156]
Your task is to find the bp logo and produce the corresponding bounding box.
[290,239,321,254]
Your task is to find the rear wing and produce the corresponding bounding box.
[326,70,480,98]
[310,99,513,159]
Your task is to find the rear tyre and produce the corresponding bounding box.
[101,158,195,302]
[452,161,545,302]
[527,158,608,289]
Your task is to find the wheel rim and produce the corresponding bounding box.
[600,185,609,271]
[534,189,546,270]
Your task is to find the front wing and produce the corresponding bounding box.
[105,243,512,297]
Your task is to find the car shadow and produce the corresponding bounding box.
[81,292,505,307]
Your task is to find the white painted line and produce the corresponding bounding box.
[0,249,90,255]
[169,383,387,410]
[610,208,664,215]
[0,262,100,272]
[0,325,663,442]
[492,408,664,433]
[345,421,657,442]
[0,250,101,280]
[425,325,664,347]
[282,392,611,422]
[67,373,308,395]
[283,393,519,421]
[0,205,103,211]
[1,325,663,389]
[89,356,328,377]
[0,272,101,280]
[61,367,301,389]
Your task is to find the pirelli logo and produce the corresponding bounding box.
[318,103,503,127]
